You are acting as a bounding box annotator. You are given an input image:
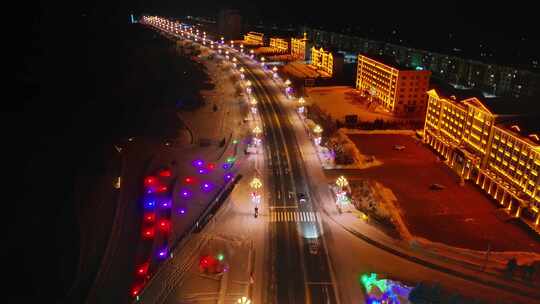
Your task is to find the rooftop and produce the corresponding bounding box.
[359,53,415,71]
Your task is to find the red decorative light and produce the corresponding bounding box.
[145,176,156,186]
[207,163,216,170]
[143,227,155,239]
[131,284,142,297]
[159,169,172,177]
[144,212,155,223]
[158,186,168,192]
[184,176,195,184]
[137,262,149,276]
[158,219,170,232]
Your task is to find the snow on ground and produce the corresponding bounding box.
[265,65,540,302]
[305,86,410,123]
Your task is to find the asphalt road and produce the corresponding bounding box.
[244,63,338,304]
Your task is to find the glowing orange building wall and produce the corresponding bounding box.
[424,89,540,228]
[291,33,307,61]
[269,38,289,52]
[243,32,264,45]
[356,55,431,116]
[311,47,333,76]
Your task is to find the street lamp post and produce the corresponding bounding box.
[249,177,262,217]
[250,49,254,59]
[284,79,292,97]
[245,80,252,95]
[272,66,278,78]
[313,124,323,146]
[250,98,258,114]
[261,57,266,68]
[239,67,245,80]
[297,97,305,116]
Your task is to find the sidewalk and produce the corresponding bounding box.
[274,82,540,302]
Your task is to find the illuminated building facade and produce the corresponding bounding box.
[291,33,308,61]
[356,55,431,115]
[243,32,264,45]
[424,89,540,229]
[302,26,540,98]
[269,38,289,53]
[310,47,334,76]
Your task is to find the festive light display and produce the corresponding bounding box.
[360,273,412,304]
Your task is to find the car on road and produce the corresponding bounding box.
[429,183,445,190]
[297,193,307,203]
[393,145,406,151]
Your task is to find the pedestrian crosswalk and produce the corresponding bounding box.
[269,211,317,222]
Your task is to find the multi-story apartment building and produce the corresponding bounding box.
[269,38,289,53]
[424,89,540,229]
[311,47,334,76]
[291,33,308,61]
[243,31,264,45]
[301,26,540,98]
[356,54,431,116]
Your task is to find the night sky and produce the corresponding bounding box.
[35,0,539,67]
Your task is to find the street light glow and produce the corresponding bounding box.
[250,177,262,189]
[336,175,349,188]
[252,126,262,136]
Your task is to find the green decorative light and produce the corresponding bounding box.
[233,139,239,144]
[217,253,224,261]
[226,156,236,163]
[360,273,388,293]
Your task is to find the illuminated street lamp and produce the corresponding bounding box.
[240,44,244,53]
[261,56,266,67]
[252,126,262,137]
[250,98,258,114]
[252,126,262,145]
[250,49,254,59]
[230,40,234,48]
[250,177,262,190]
[220,36,224,44]
[272,66,279,78]
[284,79,292,97]
[239,67,245,80]
[313,124,323,145]
[336,175,349,189]
[237,296,251,304]
[297,97,306,115]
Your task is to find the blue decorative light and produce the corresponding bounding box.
[192,159,205,167]
[201,182,213,192]
[198,168,209,175]
[179,208,186,215]
[224,173,233,181]
[144,200,156,209]
[157,247,168,259]
[180,189,192,199]
[161,200,171,208]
